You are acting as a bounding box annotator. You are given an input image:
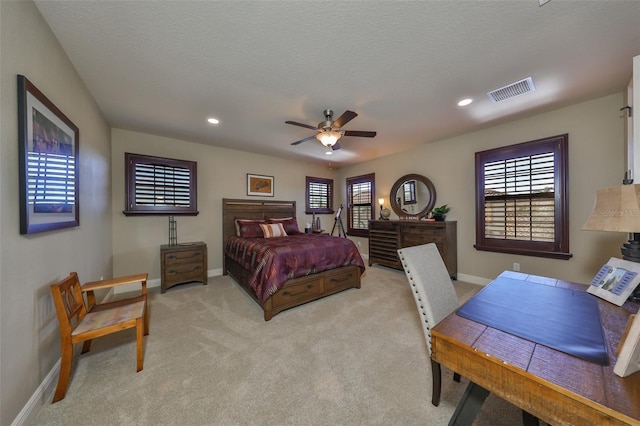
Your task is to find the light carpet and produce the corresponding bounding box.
[30,265,528,425]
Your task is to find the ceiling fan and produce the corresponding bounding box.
[286,109,376,150]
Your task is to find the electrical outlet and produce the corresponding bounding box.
[513,262,520,272]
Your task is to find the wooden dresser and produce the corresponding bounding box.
[160,242,208,293]
[368,220,457,278]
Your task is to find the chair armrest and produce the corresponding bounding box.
[82,273,148,292]
[82,273,148,312]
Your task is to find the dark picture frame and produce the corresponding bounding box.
[17,75,79,234]
[247,173,274,197]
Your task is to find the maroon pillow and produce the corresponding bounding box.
[235,219,265,238]
[269,217,300,235]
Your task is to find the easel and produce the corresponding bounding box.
[331,204,347,238]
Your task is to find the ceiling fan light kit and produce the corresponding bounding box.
[286,108,376,150]
[317,131,341,147]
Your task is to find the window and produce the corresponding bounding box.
[306,176,334,214]
[403,180,416,205]
[124,152,198,216]
[346,173,375,237]
[475,134,571,259]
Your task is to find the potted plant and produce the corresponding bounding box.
[430,205,450,221]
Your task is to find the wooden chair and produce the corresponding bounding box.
[49,272,149,403]
[398,243,461,407]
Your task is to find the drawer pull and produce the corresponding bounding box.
[283,285,313,297]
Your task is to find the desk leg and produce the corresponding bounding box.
[448,382,490,426]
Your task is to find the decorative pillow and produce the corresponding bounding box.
[235,219,265,238]
[268,217,301,235]
[259,223,288,238]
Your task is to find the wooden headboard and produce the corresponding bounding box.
[222,198,297,247]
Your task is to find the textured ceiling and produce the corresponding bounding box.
[34,1,640,167]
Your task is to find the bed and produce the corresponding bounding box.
[222,198,365,320]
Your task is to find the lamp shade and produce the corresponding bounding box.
[317,131,341,147]
[582,185,640,233]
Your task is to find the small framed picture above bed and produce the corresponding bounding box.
[247,174,274,197]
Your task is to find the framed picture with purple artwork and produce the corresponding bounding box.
[17,75,79,234]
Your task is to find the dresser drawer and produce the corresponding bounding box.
[402,224,444,241]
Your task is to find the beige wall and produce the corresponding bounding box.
[338,93,625,285]
[0,1,112,423]
[111,129,338,280]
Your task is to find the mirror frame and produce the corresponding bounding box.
[390,174,436,218]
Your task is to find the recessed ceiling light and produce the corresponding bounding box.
[207,118,219,125]
[458,98,473,107]
[325,151,333,155]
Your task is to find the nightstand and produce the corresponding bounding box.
[160,242,208,293]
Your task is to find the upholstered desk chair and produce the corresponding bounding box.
[49,272,149,402]
[398,243,460,406]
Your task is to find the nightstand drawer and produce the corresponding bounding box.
[164,249,204,266]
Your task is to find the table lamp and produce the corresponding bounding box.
[378,198,385,220]
[583,184,640,301]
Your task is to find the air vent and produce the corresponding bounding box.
[487,77,536,103]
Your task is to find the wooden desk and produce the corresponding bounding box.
[431,271,640,426]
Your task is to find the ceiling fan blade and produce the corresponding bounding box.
[332,110,357,128]
[331,142,342,151]
[343,130,377,138]
[291,135,318,145]
[286,120,318,131]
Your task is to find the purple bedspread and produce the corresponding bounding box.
[225,234,365,303]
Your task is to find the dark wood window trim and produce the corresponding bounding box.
[305,176,334,214]
[347,173,375,238]
[474,134,572,260]
[124,152,198,216]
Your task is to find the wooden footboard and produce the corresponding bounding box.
[225,256,361,320]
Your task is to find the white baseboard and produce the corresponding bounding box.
[456,273,491,286]
[11,359,59,426]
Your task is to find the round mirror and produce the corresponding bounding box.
[390,174,436,218]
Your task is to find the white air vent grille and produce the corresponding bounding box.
[487,77,536,103]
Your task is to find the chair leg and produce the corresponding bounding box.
[136,317,144,372]
[454,372,461,382]
[431,359,442,406]
[143,302,150,336]
[52,342,73,403]
[81,339,92,354]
